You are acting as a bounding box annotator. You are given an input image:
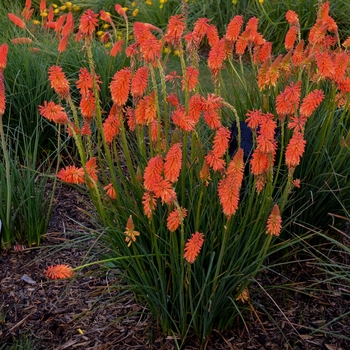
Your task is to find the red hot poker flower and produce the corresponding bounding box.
[79,9,99,38]
[285,131,306,168]
[165,14,186,47]
[104,183,116,199]
[0,44,8,73]
[39,101,69,124]
[167,207,187,232]
[57,165,85,184]
[48,66,70,99]
[226,15,244,42]
[45,264,74,279]
[212,127,231,158]
[8,14,26,29]
[110,67,132,106]
[266,204,282,236]
[286,10,299,25]
[164,143,182,183]
[299,89,324,118]
[184,232,204,264]
[132,66,149,98]
[285,26,298,50]
[110,39,124,57]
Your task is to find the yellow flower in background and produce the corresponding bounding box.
[72,5,80,11]
[41,11,48,17]
[232,0,237,4]
[173,50,179,56]
[59,5,66,11]
[103,24,110,29]
[32,20,41,25]
[104,42,112,48]
[259,0,264,3]
[52,3,58,8]
[132,9,139,16]
[97,30,104,36]
[160,4,163,8]
[123,7,128,12]
[132,1,136,7]
[163,47,169,54]
[54,9,59,14]
[65,1,72,6]
[146,0,152,5]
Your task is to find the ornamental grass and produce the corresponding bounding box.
[2,0,350,347]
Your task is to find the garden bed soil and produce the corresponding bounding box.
[1,184,350,350]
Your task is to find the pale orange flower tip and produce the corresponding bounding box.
[184,232,204,264]
[45,264,74,279]
[266,204,282,237]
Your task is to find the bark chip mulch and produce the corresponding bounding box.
[1,185,350,349]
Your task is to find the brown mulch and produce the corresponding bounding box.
[1,184,350,350]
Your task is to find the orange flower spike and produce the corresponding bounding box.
[57,165,85,184]
[266,204,282,237]
[218,148,244,217]
[115,4,127,21]
[131,66,149,98]
[143,155,164,192]
[212,127,231,158]
[334,52,349,82]
[39,101,69,124]
[167,207,187,232]
[246,109,263,130]
[152,179,177,204]
[206,24,219,46]
[183,66,199,91]
[299,89,324,118]
[103,109,121,144]
[140,36,162,63]
[0,44,8,73]
[184,232,204,264]
[100,10,113,25]
[40,0,46,13]
[164,14,186,47]
[315,52,334,80]
[193,18,211,42]
[226,15,244,42]
[255,41,272,64]
[124,216,140,247]
[286,10,299,26]
[76,68,95,97]
[250,149,269,176]
[276,81,302,119]
[110,67,132,106]
[48,66,70,99]
[80,92,96,119]
[208,38,226,74]
[205,151,225,172]
[264,54,282,88]
[285,131,306,168]
[142,191,157,219]
[8,14,26,29]
[188,94,202,124]
[292,40,304,66]
[110,39,124,57]
[104,183,117,199]
[45,264,74,279]
[58,34,69,53]
[164,143,182,183]
[172,106,195,132]
[285,26,298,51]
[79,9,99,38]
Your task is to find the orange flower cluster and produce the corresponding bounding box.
[78,9,99,39]
[167,207,187,232]
[248,111,277,193]
[57,157,98,187]
[285,10,300,51]
[205,126,231,172]
[266,204,282,236]
[103,105,121,144]
[45,264,74,279]
[164,14,186,48]
[218,148,244,217]
[48,66,70,99]
[143,143,182,208]
[39,101,69,125]
[184,232,204,264]
[125,215,140,247]
[110,67,132,106]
